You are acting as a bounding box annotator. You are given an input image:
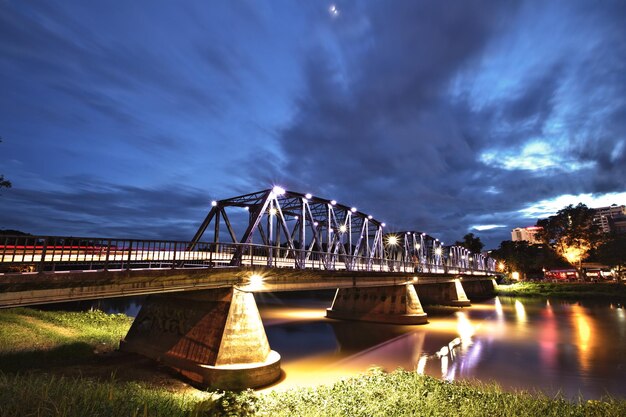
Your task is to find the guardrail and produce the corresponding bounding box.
[0,235,495,275]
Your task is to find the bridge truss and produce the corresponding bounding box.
[0,187,498,275]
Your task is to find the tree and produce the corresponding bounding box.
[491,240,567,280]
[0,139,11,190]
[596,234,626,282]
[454,233,484,254]
[535,203,604,278]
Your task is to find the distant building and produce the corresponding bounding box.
[511,226,543,244]
[609,215,626,235]
[593,204,626,233]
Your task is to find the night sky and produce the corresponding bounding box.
[1,1,625,248]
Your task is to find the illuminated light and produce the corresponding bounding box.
[211,201,218,207]
[368,215,373,220]
[413,276,418,283]
[305,193,312,199]
[498,262,505,271]
[294,215,299,220]
[436,346,449,358]
[272,186,286,195]
[330,200,337,205]
[244,206,249,211]
[441,355,449,378]
[387,235,398,246]
[314,222,319,226]
[339,225,347,233]
[381,223,386,227]
[435,248,442,256]
[415,243,421,250]
[456,311,475,343]
[269,208,277,216]
[514,300,527,322]
[303,198,308,203]
[248,274,264,291]
[329,4,339,17]
[416,356,427,375]
[351,207,357,213]
[562,245,586,264]
[494,296,504,318]
[512,271,520,280]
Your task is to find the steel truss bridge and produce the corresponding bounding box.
[1,187,496,276]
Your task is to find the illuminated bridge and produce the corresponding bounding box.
[0,187,499,389]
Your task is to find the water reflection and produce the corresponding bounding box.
[90,293,626,399]
[258,295,626,399]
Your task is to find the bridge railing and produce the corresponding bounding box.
[0,235,495,275]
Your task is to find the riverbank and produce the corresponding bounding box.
[496,282,626,301]
[2,308,626,416]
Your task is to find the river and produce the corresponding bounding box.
[80,291,626,399]
[255,292,626,399]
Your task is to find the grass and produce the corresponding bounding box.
[1,308,626,416]
[1,369,625,417]
[496,282,626,301]
[0,307,133,371]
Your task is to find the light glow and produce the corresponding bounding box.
[269,208,277,216]
[386,235,398,246]
[248,274,264,291]
[272,186,286,196]
[351,207,357,213]
[305,193,312,199]
[339,225,347,233]
[330,200,337,205]
[211,200,217,207]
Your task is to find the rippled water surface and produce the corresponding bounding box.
[253,292,626,399]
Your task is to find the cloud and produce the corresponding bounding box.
[0,178,213,240]
[2,0,625,250]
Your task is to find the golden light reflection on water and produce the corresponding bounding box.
[571,304,592,372]
[455,312,475,344]
[514,299,527,323]
[260,307,327,325]
[255,297,624,399]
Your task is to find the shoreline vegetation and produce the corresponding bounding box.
[1,307,626,416]
[496,282,626,301]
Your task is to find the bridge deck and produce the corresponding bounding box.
[0,266,495,308]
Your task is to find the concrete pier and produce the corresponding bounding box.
[326,284,428,324]
[415,278,471,306]
[461,278,498,299]
[120,287,280,389]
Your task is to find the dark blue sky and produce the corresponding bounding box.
[1,0,625,248]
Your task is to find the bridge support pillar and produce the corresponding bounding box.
[326,284,428,324]
[120,287,280,389]
[461,278,498,299]
[415,279,471,306]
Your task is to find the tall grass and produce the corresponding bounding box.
[257,369,626,417]
[1,370,625,417]
[497,282,626,300]
[0,308,133,371]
